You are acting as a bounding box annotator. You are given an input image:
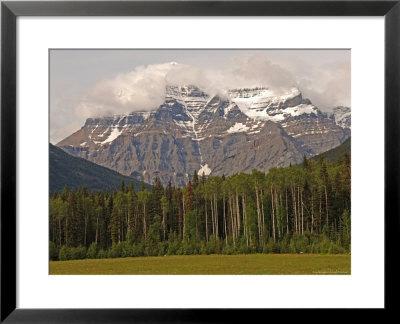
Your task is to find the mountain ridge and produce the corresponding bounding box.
[57,85,350,186]
[311,137,351,163]
[50,143,150,193]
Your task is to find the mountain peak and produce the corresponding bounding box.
[58,83,350,186]
[166,84,208,100]
[331,106,351,129]
[228,86,318,122]
[228,86,300,99]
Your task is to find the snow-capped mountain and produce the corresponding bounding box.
[57,85,350,186]
[229,87,313,121]
[331,106,351,129]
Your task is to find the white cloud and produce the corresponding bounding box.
[74,56,303,120]
[297,61,351,111]
[75,62,173,119]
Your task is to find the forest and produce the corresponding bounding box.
[49,153,351,261]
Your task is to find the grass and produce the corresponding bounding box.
[50,254,350,275]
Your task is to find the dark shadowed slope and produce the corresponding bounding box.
[50,143,150,193]
[312,137,351,163]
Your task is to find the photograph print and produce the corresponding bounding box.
[49,49,351,275]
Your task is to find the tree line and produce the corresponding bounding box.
[49,153,351,260]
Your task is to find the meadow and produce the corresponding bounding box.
[50,254,350,275]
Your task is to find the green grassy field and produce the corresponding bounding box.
[50,254,350,275]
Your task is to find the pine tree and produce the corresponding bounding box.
[161,195,169,240]
[185,181,194,213]
[49,149,351,259]
[149,177,164,221]
[192,170,199,188]
[320,160,330,234]
[120,180,126,193]
[140,181,146,192]
[175,188,183,238]
[110,207,120,244]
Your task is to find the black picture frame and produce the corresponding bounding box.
[1,0,399,322]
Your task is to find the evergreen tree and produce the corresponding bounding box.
[185,181,194,213]
[120,180,126,193]
[149,177,164,221]
[49,150,351,260]
[192,170,199,188]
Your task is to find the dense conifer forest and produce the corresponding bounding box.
[49,153,351,261]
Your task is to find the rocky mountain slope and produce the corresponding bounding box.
[57,85,350,186]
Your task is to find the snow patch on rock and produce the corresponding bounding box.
[198,164,211,176]
[331,106,351,129]
[95,127,123,145]
[227,123,250,134]
[283,104,318,117]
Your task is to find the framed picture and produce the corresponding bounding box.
[1,0,399,321]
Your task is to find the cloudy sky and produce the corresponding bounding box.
[50,49,350,143]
